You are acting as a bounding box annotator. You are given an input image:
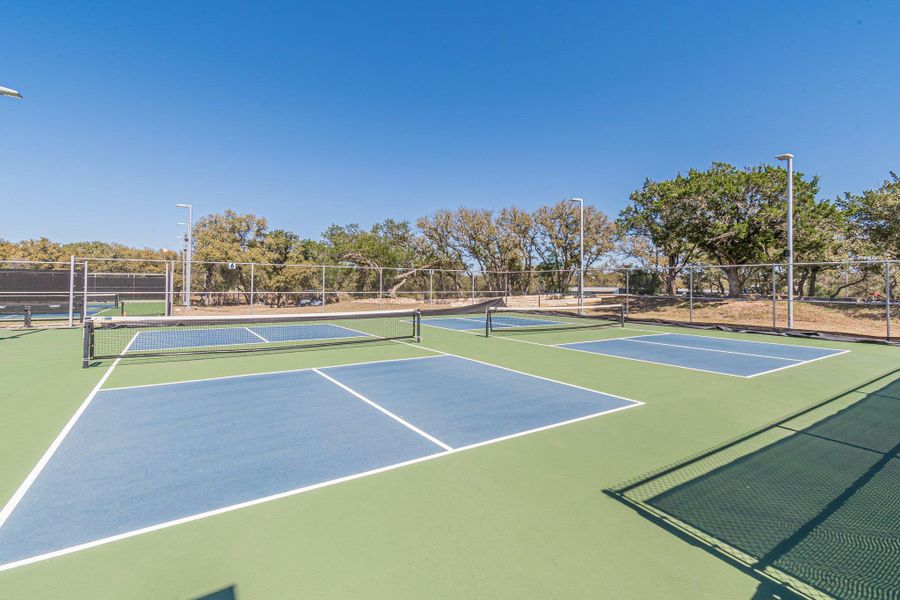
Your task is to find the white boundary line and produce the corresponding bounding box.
[390,340,646,405]
[244,327,270,343]
[745,349,851,378]
[313,369,452,451]
[102,354,446,392]
[0,333,138,531]
[535,339,754,378]
[0,351,642,574]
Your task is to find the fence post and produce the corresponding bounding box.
[321,266,326,306]
[688,268,693,324]
[82,261,89,323]
[68,255,75,327]
[429,269,434,305]
[379,268,384,308]
[471,273,475,302]
[772,265,777,329]
[625,270,630,316]
[249,263,255,315]
[886,260,892,341]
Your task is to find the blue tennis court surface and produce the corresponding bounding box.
[128,322,368,352]
[558,333,847,377]
[421,315,568,331]
[0,354,639,568]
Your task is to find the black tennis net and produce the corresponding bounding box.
[83,308,421,366]
[485,304,625,336]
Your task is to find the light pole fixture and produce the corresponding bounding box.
[0,86,22,100]
[176,204,193,310]
[568,197,585,310]
[775,153,794,329]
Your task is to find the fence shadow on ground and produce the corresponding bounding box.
[605,369,900,600]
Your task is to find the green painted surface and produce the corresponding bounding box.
[0,322,896,599]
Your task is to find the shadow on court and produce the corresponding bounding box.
[606,369,900,600]
[191,584,237,600]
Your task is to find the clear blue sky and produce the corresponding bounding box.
[2,1,898,250]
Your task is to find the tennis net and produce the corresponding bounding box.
[83,308,421,366]
[485,304,625,335]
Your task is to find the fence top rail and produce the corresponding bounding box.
[6,256,895,274]
[0,259,73,266]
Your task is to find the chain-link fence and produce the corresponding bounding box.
[2,257,895,341]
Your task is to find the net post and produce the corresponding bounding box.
[24,304,32,328]
[485,307,491,337]
[886,259,892,341]
[619,303,625,327]
[414,309,421,342]
[68,255,75,327]
[82,319,93,368]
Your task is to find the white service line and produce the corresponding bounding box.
[0,333,138,530]
[313,368,453,451]
[615,337,805,362]
[244,327,270,343]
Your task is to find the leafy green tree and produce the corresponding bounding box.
[684,163,833,296]
[618,174,698,295]
[532,201,616,293]
[840,172,900,258]
[192,211,269,303]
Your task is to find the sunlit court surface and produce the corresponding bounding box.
[4,4,900,597]
[0,305,897,600]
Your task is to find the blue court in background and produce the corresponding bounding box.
[128,322,369,352]
[421,315,568,332]
[0,354,638,568]
[558,333,847,377]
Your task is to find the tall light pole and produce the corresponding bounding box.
[775,154,794,329]
[569,197,584,310]
[176,204,193,310]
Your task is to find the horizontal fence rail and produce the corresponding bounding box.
[1,257,896,342]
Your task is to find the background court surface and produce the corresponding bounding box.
[0,320,895,599]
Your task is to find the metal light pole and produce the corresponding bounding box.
[0,86,23,100]
[775,154,794,328]
[569,198,584,309]
[176,204,193,310]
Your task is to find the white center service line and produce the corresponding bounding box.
[312,368,453,451]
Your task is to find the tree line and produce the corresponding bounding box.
[2,163,897,297]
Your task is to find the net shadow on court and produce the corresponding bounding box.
[606,370,900,600]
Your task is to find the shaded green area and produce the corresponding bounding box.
[0,322,897,599]
[613,375,898,599]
